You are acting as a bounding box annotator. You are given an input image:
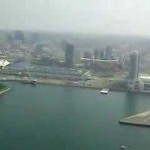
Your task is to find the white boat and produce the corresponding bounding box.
[120,145,127,149]
[100,88,109,94]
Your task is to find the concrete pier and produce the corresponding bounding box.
[119,111,150,127]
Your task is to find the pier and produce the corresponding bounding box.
[119,111,150,127]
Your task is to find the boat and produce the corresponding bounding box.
[120,145,127,149]
[100,88,109,94]
[21,80,36,85]
[21,77,37,85]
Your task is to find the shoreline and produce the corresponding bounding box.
[2,76,146,93]
[2,77,150,94]
[0,77,130,92]
[14,79,103,90]
[1,77,105,91]
[0,88,11,95]
[36,80,103,90]
[4,79,150,95]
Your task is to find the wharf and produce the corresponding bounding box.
[119,111,150,127]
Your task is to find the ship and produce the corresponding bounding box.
[100,88,109,94]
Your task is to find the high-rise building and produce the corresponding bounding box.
[104,46,112,60]
[93,49,99,59]
[65,43,74,67]
[128,51,140,81]
[100,50,105,60]
[99,47,114,60]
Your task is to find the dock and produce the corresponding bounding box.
[119,111,150,127]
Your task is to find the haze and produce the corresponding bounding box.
[1,0,150,36]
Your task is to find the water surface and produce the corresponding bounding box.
[0,82,150,150]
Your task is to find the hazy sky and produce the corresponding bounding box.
[1,0,150,36]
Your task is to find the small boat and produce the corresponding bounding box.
[120,145,127,149]
[100,88,109,94]
[21,77,37,85]
[21,79,36,85]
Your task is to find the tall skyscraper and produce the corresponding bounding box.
[65,43,74,67]
[128,51,140,81]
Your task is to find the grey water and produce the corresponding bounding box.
[0,82,150,150]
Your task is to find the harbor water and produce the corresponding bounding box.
[0,82,150,150]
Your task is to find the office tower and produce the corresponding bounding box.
[93,49,99,59]
[128,51,139,80]
[65,43,74,67]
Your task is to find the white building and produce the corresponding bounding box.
[0,60,10,68]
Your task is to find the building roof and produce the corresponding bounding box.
[81,57,118,62]
[140,75,150,82]
[0,60,10,67]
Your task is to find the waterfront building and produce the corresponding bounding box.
[105,46,112,60]
[100,50,105,60]
[127,51,144,91]
[65,43,74,67]
[128,51,139,80]
[80,57,120,71]
[0,59,10,69]
[99,47,115,60]
[93,49,99,59]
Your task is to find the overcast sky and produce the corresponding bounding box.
[0,0,150,36]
